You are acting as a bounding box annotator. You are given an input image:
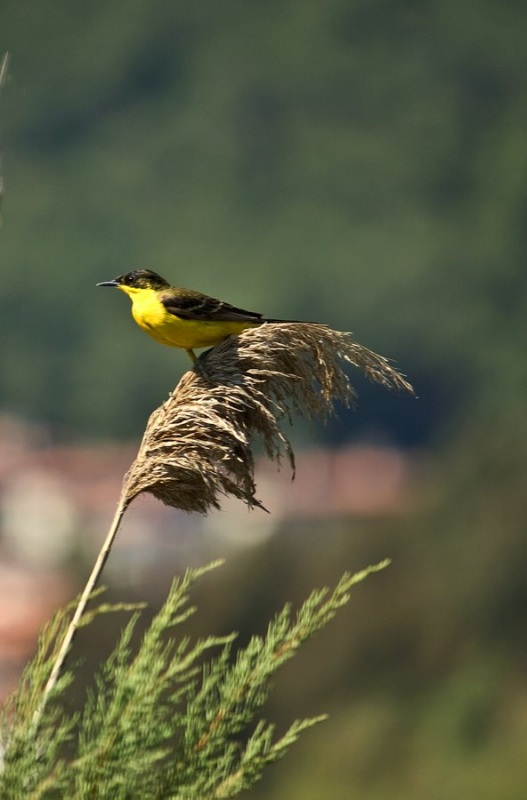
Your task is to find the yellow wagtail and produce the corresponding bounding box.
[97,269,298,363]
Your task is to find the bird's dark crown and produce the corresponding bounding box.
[116,269,170,290]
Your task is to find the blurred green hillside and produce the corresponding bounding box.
[2,0,526,440]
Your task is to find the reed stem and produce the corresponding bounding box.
[32,496,129,733]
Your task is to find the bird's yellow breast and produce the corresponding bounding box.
[123,286,256,350]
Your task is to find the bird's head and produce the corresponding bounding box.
[97,269,170,295]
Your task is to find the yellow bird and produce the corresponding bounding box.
[97,269,296,363]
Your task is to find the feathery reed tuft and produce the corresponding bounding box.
[121,323,413,513]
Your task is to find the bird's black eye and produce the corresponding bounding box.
[124,274,134,285]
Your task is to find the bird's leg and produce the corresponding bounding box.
[186,348,197,364]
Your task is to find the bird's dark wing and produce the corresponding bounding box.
[161,289,264,323]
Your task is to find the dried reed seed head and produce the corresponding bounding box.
[121,323,413,514]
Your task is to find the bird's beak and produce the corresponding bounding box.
[96,279,119,287]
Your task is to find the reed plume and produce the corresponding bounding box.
[122,322,413,512]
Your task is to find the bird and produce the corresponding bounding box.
[97,269,297,363]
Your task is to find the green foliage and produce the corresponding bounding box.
[0,559,389,799]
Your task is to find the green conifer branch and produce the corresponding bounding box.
[0,559,389,798]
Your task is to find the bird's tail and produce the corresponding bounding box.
[262,317,312,324]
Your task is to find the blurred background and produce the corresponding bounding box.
[1,1,527,796]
